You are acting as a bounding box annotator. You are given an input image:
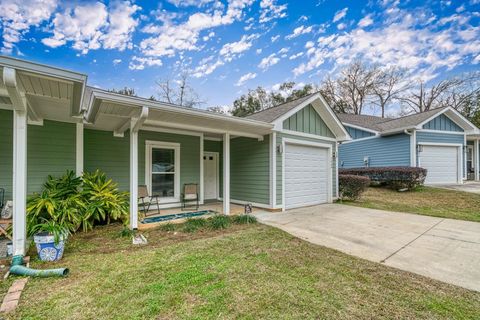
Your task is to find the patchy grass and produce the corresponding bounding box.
[4,222,480,319]
[342,186,480,222]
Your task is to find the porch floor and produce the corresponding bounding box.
[141,202,257,218]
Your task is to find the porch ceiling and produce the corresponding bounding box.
[85,87,273,139]
[0,57,87,124]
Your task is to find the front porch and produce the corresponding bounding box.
[466,137,480,181]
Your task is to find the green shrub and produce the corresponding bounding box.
[339,167,427,191]
[232,214,257,224]
[338,174,370,201]
[182,218,207,233]
[26,170,129,237]
[208,215,230,230]
[160,223,176,232]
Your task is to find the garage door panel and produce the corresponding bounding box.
[418,145,459,184]
[285,143,329,209]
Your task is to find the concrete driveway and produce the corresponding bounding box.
[433,181,480,194]
[255,204,480,292]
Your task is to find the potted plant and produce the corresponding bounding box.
[30,219,70,262]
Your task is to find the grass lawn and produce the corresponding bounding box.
[3,221,480,319]
[342,186,480,222]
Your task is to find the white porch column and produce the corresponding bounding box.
[223,133,230,215]
[13,110,27,256]
[475,139,480,181]
[129,125,139,229]
[76,123,84,177]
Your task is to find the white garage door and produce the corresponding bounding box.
[285,143,329,209]
[418,145,459,184]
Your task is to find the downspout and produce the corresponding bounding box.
[9,255,69,278]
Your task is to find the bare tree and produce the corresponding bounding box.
[371,67,410,118]
[206,106,229,114]
[156,71,205,108]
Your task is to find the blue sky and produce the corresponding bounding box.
[0,0,479,110]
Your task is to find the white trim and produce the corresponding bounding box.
[204,136,222,141]
[340,134,380,144]
[200,134,204,203]
[223,133,230,215]
[12,110,27,256]
[281,137,333,211]
[141,125,203,137]
[464,134,467,180]
[410,129,417,167]
[335,142,339,198]
[270,132,277,207]
[130,126,138,229]
[278,129,338,142]
[417,142,463,184]
[342,122,379,134]
[145,140,181,202]
[76,123,84,177]
[203,151,220,200]
[419,129,465,135]
[475,139,480,181]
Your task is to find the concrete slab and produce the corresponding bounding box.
[255,204,480,292]
[433,181,480,194]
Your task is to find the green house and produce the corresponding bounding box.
[0,56,350,256]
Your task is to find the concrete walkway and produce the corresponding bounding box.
[433,181,480,194]
[255,204,480,292]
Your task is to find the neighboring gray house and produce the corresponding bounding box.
[337,107,480,184]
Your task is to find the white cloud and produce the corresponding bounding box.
[256,48,262,54]
[166,0,216,7]
[139,0,254,57]
[293,8,480,80]
[128,56,162,70]
[305,41,314,48]
[279,47,289,54]
[271,35,280,42]
[337,23,346,30]
[258,53,280,70]
[285,25,313,39]
[42,1,140,54]
[333,7,348,23]
[358,14,374,27]
[192,58,224,78]
[219,33,258,60]
[113,58,122,65]
[289,52,303,60]
[236,72,257,86]
[259,0,287,23]
[0,0,58,53]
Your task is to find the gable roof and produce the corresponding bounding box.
[245,93,316,123]
[338,107,479,135]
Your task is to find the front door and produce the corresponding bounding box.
[467,145,474,180]
[203,152,218,200]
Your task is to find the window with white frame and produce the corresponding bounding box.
[146,141,180,201]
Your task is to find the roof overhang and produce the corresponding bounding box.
[342,122,379,135]
[271,93,351,141]
[0,56,87,124]
[85,87,273,140]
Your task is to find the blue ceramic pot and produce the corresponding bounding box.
[33,232,66,261]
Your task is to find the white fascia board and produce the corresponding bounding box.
[342,122,379,135]
[88,88,273,130]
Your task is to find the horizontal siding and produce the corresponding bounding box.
[416,131,465,145]
[283,104,335,138]
[345,126,375,140]
[27,120,76,194]
[0,110,13,200]
[204,140,223,195]
[423,114,463,132]
[277,132,337,206]
[84,129,130,191]
[231,136,270,204]
[339,133,411,168]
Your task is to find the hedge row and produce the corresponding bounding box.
[338,175,370,200]
[339,167,427,191]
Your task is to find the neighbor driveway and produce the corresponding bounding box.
[255,204,480,292]
[433,181,480,194]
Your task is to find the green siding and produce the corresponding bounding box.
[276,132,337,206]
[138,131,200,189]
[0,110,13,200]
[27,120,76,194]
[231,136,270,204]
[283,104,335,138]
[204,140,223,195]
[84,129,130,191]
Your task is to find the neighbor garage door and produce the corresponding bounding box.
[285,143,329,209]
[418,145,459,184]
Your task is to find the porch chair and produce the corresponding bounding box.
[138,185,160,216]
[181,183,199,211]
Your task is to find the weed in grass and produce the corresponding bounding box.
[209,215,230,230]
[118,227,135,238]
[182,218,207,233]
[232,214,257,224]
[160,223,176,232]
